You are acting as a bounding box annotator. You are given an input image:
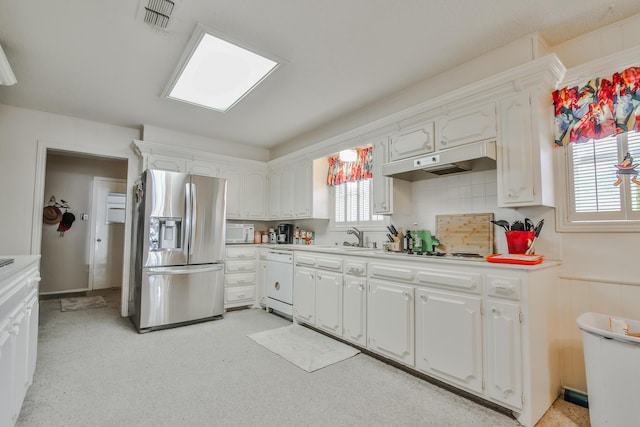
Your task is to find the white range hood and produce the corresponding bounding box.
[381,140,497,182]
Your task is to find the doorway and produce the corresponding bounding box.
[39,152,128,295]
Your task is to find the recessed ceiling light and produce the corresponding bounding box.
[163,24,280,112]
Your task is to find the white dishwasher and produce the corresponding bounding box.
[265,250,294,316]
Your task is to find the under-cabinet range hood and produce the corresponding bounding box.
[381,140,497,182]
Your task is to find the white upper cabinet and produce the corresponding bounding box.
[436,103,496,150]
[269,158,329,220]
[371,136,393,214]
[220,166,267,220]
[244,170,267,219]
[389,121,435,161]
[497,89,554,207]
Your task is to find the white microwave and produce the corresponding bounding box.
[225,223,255,244]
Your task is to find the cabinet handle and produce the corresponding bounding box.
[492,307,500,315]
[317,274,322,280]
[421,294,427,301]
[403,291,411,300]
[358,283,364,291]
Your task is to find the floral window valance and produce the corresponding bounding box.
[553,66,640,147]
[326,147,372,186]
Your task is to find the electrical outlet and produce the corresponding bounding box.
[81,213,89,221]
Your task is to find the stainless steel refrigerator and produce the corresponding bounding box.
[130,169,227,332]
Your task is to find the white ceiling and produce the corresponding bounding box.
[1,0,639,151]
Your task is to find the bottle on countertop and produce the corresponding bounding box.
[254,230,262,244]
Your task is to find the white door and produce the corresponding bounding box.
[343,276,367,346]
[90,178,126,290]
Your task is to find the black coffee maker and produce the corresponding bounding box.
[277,223,293,244]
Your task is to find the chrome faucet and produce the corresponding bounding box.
[347,227,364,247]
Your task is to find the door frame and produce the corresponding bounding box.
[32,140,138,317]
[89,177,127,291]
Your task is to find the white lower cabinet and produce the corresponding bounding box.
[342,276,367,346]
[485,298,523,409]
[0,256,40,426]
[224,246,258,309]
[415,288,483,394]
[256,249,268,307]
[314,271,342,335]
[293,267,316,324]
[367,280,415,366]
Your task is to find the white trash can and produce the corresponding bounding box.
[577,312,640,426]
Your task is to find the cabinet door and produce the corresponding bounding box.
[343,276,367,346]
[497,92,536,206]
[436,103,496,150]
[0,320,13,427]
[485,298,522,409]
[12,309,28,422]
[279,168,294,218]
[25,291,38,385]
[257,258,267,306]
[315,271,343,336]
[220,167,243,219]
[415,288,483,393]
[293,267,316,324]
[146,154,186,172]
[371,136,393,215]
[268,170,280,219]
[367,280,414,366]
[293,162,312,218]
[390,122,435,161]
[244,170,267,219]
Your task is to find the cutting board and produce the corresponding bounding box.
[436,213,494,256]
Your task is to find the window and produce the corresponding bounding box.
[566,130,640,225]
[333,178,385,227]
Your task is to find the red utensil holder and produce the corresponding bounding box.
[505,231,535,254]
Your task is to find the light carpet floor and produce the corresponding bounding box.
[248,324,360,372]
[17,289,589,427]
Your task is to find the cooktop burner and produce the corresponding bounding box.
[386,251,486,261]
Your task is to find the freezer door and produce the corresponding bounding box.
[189,174,226,264]
[142,170,189,267]
[139,264,224,330]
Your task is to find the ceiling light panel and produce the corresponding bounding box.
[164,25,280,113]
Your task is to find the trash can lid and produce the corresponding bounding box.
[577,312,640,345]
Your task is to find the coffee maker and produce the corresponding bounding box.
[277,223,293,244]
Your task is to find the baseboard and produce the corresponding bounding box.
[564,388,589,408]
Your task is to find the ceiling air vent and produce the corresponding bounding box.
[143,0,175,29]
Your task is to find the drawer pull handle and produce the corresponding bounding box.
[274,281,280,290]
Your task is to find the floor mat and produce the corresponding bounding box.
[60,296,107,312]
[248,323,360,372]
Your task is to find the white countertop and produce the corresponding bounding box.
[0,255,40,290]
[228,244,559,270]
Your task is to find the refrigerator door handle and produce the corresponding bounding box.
[185,181,193,257]
[190,181,197,257]
[147,265,224,275]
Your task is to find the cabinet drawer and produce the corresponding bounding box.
[415,269,481,293]
[486,275,521,300]
[225,260,256,273]
[295,255,317,267]
[225,285,255,303]
[344,260,367,276]
[370,264,415,282]
[225,246,258,259]
[225,273,256,287]
[316,257,343,272]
